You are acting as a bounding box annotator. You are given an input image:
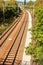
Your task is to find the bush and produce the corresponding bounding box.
[26,7,43,65]
[0,6,21,23]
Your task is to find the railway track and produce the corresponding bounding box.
[0,14,23,46]
[0,10,28,65]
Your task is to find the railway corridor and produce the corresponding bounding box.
[0,10,28,65]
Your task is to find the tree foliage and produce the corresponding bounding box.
[24,0,26,5]
[0,0,21,24]
[26,3,43,65]
[5,0,18,6]
[27,1,34,6]
[35,0,43,8]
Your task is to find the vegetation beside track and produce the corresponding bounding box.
[25,0,43,65]
[0,0,22,35]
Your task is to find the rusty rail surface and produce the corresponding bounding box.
[0,9,28,65]
[0,14,23,47]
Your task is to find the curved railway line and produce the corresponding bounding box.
[0,14,23,46]
[0,9,28,65]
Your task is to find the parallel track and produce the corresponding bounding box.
[0,10,28,65]
[0,15,23,47]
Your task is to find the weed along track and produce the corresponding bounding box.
[0,10,28,65]
[0,14,23,46]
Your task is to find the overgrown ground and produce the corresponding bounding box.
[0,7,21,35]
[26,6,43,65]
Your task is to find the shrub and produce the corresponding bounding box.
[26,7,43,65]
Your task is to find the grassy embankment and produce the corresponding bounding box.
[0,6,21,35]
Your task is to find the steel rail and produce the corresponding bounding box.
[12,13,28,65]
[0,15,23,47]
[0,12,27,65]
[2,12,27,65]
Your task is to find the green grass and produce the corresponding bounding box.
[0,17,16,35]
[0,6,22,35]
[0,22,11,35]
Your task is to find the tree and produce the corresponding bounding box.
[27,1,34,6]
[35,0,43,8]
[26,7,43,65]
[27,0,34,9]
[24,0,26,5]
[6,0,17,6]
[0,0,5,7]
